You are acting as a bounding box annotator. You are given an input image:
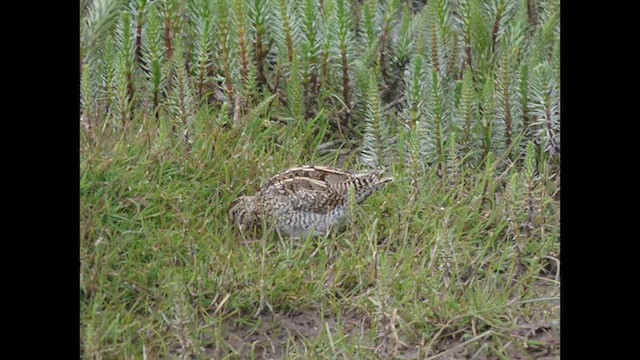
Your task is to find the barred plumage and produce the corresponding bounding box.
[229,165,393,237]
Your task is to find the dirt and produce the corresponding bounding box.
[208,308,372,359]
[169,274,559,359]
[194,303,558,359]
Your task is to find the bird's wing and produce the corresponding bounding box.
[261,165,353,192]
[263,176,347,213]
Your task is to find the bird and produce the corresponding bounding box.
[228,165,394,238]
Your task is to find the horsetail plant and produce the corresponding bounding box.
[445,131,460,185]
[393,4,413,74]
[432,0,451,37]
[77,0,561,175]
[352,60,372,133]
[425,0,449,82]
[506,0,530,63]
[402,53,426,131]
[115,10,136,116]
[506,169,524,276]
[251,0,269,92]
[269,47,284,102]
[287,51,304,121]
[523,140,537,239]
[468,0,492,86]
[378,0,400,81]
[81,61,97,138]
[142,2,165,120]
[168,36,196,147]
[428,68,446,176]
[131,0,148,66]
[115,47,133,129]
[233,0,250,85]
[479,77,495,159]
[360,72,389,168]
[530,62,559,157]
[480,151,496,210]
[537,0,559,58]
[100,35,117,116]
[488,0,511,53]
[400,31,428,175]
[422,1,451,175]
[334,0,354,128]
[318,27,333,108]
[242,60,260,109]
[361,0,378,51]
[189,0,213,100]
[496,40,517,153]
[300,0,321,107]
[216,0,235,111]
[459,66,476,151]
[81,0,124,63]
[162,0,180,92]
[448,30,461,80]
[527,0,539,28]
[276,0,297,65]
[456,0,474,70]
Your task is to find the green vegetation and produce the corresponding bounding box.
[80,0,560,358]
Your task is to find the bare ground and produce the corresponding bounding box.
[166,275,559,359]
[211,309,558,359]
[164,256,561,359]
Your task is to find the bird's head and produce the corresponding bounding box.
[228,195,260,234]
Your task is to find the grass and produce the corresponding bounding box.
[80,107,559,359]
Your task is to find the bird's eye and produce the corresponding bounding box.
[229,207,240,220]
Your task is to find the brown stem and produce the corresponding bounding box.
[153,91,159,121]
[279,0,294,63]
[434,109,444,177]
[223,52,234,107]
[120,96,127,128]
[255,32,267,91]
[527,0,538,27]
[524,183,534,239]
[198,68,204,99]
[184,46,191,78]
[310,71,318,99]
[431,23,439,72]
[136,17,143,66]
[491,4,504,52]
[164,17,172,62]
[504,95,512,148]
[465,28,472,69]
[340,44,351,131]
[450,33,460,79]
[85,101,94,140]
[271,58,282,95]
[126,71,135,114]
[338,45,351,135]
[349,0,361,32]
[379,25,388,80]
[237,14,248,84]
[465,102,471,146]
[164,17,173,93]
[321,46,330,91]
[179,79,185,125]
[503,66,512,148]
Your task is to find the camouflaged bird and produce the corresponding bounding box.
[228,165,393,237]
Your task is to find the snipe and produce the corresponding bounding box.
[229,165,393,237]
